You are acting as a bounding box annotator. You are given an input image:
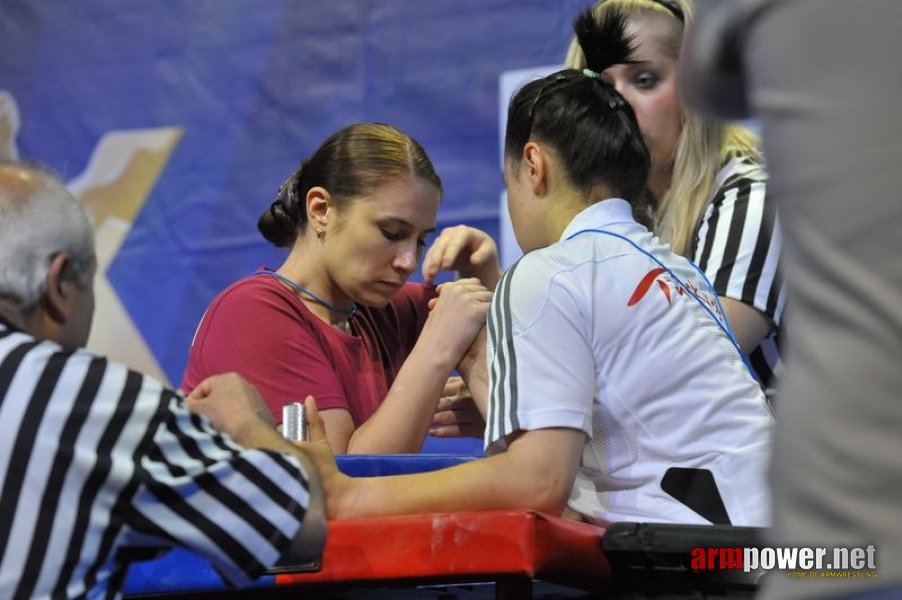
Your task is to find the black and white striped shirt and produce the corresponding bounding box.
[694,156,784,399]
[0,319,311,600]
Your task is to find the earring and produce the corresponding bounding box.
[316,227,325,240]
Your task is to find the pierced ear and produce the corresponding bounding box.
[523,142,547,196]
[44,252,71,324]
[306,186,332,231]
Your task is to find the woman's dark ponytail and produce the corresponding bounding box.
[258,169,306,248]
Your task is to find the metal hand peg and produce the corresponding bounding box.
[282,402,308,442]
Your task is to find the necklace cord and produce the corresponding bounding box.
[253,269,359,319]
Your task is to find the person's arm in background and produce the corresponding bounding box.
[681,1,788,356]
[691,160,782,360]
[720,297,773,355]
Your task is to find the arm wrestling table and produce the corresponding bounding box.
[123,455,610,599]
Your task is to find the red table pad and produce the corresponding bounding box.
[275,510,610,592]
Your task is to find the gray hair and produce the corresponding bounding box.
[0,162,95,311]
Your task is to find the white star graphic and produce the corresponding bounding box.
[1,90,182,384]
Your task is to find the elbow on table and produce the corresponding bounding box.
[516,473,573,517]
[496,429,581,516]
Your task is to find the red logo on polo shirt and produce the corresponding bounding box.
[628,268,678,306]
[628,268,724,321]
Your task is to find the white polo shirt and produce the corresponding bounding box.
[485,199,773,526]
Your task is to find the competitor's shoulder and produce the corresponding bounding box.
[216,272,284,302]
[210,271,310,321]
[502,228,644,291]
[500,244,574,289]
[493,244,591,330]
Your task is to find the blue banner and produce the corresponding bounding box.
[1,0,585,408]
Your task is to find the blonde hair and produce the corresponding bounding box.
[565,0,760,257]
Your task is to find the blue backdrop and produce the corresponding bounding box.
[0,1,586,438]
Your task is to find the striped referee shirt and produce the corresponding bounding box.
[694,156,785,399]
[0,319,311,600]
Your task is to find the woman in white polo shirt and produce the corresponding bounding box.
[283,7,773,527]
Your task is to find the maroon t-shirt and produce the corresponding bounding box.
[182,272,434,426]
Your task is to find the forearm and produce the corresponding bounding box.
[345,340,455,454]
[720,297,772,355]
[460,264,501,292]
[457,345,489,417]
[335,428,583,519]
[343,278,491,453]
[337,447,557,518]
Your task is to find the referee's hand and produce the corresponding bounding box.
[186,372,275,446]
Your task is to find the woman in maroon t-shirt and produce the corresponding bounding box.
[183,123,499,453]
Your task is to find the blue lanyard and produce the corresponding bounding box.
[253,269,359,319]
[566,228,756,379]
